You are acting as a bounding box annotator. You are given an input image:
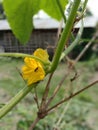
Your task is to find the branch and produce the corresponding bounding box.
[34,87,40,110]
[39,73,54,111]
[54,101,71,129]
[46,72,68,107]
[55,20,63,45]
[47,80,98,113]
[56,0,66,23]
[46,21,84,110]
[82,0,89,14]
[75,30,98,62]
[29,117,40,130]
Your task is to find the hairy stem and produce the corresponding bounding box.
[50,0,81,72]
[0,84,37,118]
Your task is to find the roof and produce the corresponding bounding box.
[75,16,98,28]
[0,16,98,31]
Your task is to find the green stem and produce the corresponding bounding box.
[82,0,88,13]
[0,84,37,118]
[50,0,81,72]
[56,0,75,42]
[60,20,83,61]
[0,53,50,65]
[56,0,66,22]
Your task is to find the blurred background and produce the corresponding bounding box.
[0,0,98,130]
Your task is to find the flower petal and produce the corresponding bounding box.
[34,48,49,62]
[22,57,45,86]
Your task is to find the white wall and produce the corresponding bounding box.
[88,0,98,18]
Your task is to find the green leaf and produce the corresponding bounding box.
[3,0,68,44]
[40,0,68,20]
[3,0,39,44]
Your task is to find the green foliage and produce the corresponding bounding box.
[40,0,68,20]
[3,0,39,43]
[3,0,68,44]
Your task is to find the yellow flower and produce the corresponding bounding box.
[34,48,49,63]
[22,57,45,86]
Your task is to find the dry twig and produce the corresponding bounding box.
[47,80,98,113]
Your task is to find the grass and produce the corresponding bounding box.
[0,57,98,130]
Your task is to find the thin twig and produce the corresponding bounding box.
[54,100,71,129]
[46,72,69,108]
[54,71,79,129]
[56,0,76,42]
[29,117,40,130]
[47,80,98,113]
[75,30,98,63]
[46,60,78,111]
[34,87,40,110]
[82,0,89,14]
[56,0,66,23]
[48,28,98,116]
[16,67,26,84]
[39,73,54,111]
[54,19,63,47]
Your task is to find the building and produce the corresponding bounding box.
[0,17,97,60]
